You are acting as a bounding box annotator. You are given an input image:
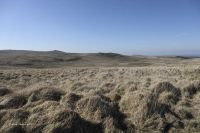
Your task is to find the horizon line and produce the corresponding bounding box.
[0,49,200,57]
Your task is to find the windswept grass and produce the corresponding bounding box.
[0,65,200,132]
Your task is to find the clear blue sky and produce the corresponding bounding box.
[0,0,200,55]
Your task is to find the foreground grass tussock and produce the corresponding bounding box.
[0,66,200,132]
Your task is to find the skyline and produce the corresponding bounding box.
[0,0,200,55]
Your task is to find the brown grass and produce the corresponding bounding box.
[0,66,200,132]
[0,87,11,96]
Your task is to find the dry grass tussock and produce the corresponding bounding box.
[0,66,200,132]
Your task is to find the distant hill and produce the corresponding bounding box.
[0,50,199,68]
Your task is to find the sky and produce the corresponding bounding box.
[0,0,200,55]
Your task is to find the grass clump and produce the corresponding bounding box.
[0,87,11,96]
[28,87,64,102]
[60,93,82,110]
[144,82,181,118]
[183,81,200,98]
[0,95,27,109]
[76,95,116,122]
[44,109,102,133]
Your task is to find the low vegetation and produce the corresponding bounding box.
[0,50,200,132]
[0,65,200,133]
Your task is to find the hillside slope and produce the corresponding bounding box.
[0,50,199,68]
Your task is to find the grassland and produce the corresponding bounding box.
[0,50,200,133]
